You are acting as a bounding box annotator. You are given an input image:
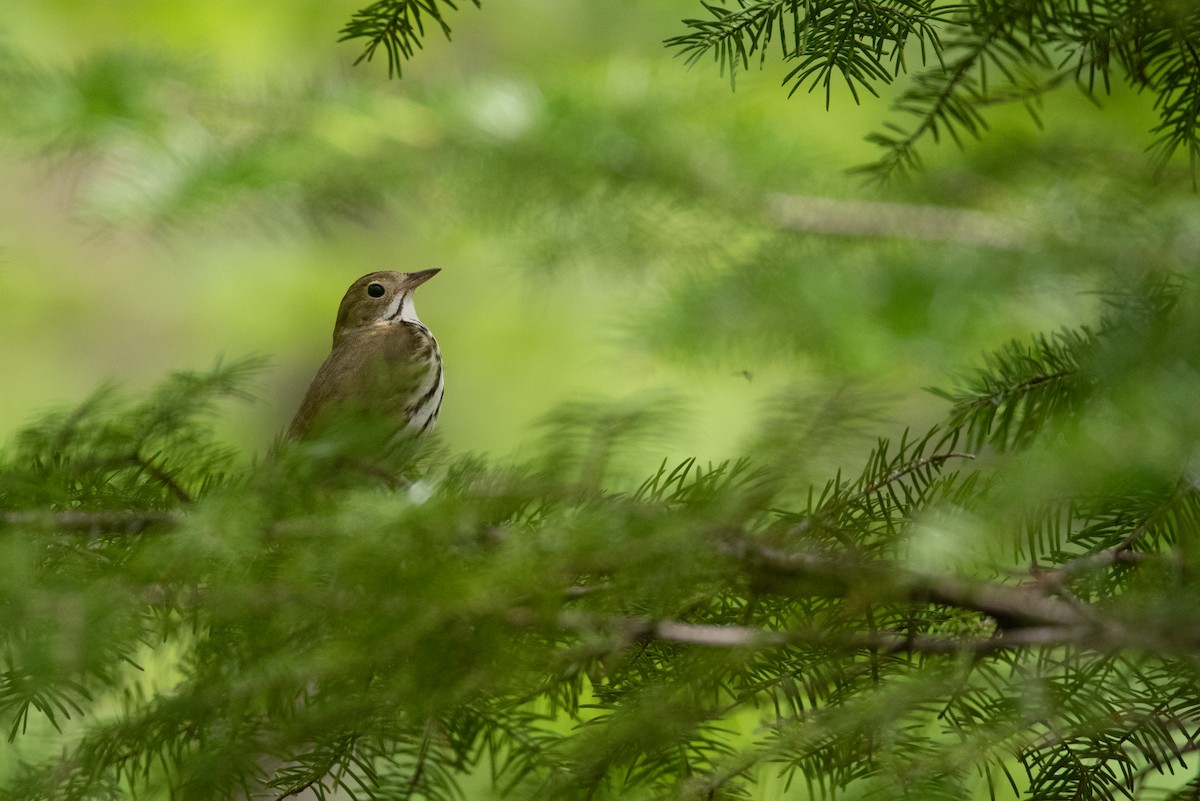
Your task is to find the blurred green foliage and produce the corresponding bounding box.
[2,0,1190,467]
[2,1,1200,799]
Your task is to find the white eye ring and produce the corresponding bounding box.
[367,282,386,298]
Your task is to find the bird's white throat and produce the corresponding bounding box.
[384,290,423,325]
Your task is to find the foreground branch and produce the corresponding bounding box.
[0,509,182,533]
[559,611,1099,656]
[728,541,1085,629]
[653,619,1096,654]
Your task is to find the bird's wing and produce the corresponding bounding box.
[286,323,435,439]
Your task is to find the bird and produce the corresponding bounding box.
[286,269,443,442]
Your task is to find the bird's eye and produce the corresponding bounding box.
[367,282,386,298]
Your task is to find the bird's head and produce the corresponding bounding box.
[332,269,440,343]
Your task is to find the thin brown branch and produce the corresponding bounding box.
[1024,481,1193,586]
[127,451,194,504]
[725,540,1086,629]
[853,451,975,504]
[1114,481,1197,555]
[766,193,1033,250]
[654,620,778,647]
[1030,547,1147,584]
[0,509,182,533]
[567,613,1098,655]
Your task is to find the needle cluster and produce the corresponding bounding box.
[3,276,1200,801]
[339,0,1200,181]
[665,0,1200,180]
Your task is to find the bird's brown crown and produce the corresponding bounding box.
[332,269,440,344]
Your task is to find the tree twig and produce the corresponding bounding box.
[127,451,194,504]
[561,612,1099,655]
[724,540,1085,627]
[766,193,1033,250]
[0,509,182,533]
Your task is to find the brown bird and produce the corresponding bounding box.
[287,269,443,441]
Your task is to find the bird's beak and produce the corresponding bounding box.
[403,268,441,289]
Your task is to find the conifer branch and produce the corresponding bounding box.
[1033,546,1146,582]
[0,509,181,533]
[651,618,1093,653]
[725,540,1085,629]
[667,0,1200,180]
[851,450,975,505]
[123,451,194,504]
[765,193,1032,250]
[339,0,481,78]
[567,612,1124,656]
[934,330,1092,450]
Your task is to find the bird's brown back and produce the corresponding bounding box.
[286,321,439,440]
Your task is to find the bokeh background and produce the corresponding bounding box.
[0,0,1188,480]
[4,5,1200,800]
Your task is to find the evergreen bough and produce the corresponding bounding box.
[3,275,1200,800]
[1,3,1198,800]
[340,0,1200,180]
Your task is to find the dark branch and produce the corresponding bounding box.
[0,509,182,534]
[730,540,1085,628]
[565,613,1098,655]
[127,451,194,504]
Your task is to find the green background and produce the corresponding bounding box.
[0,0,1179,479]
